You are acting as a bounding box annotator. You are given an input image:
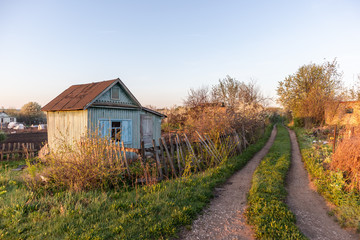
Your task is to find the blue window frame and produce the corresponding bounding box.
[98,119,132,144]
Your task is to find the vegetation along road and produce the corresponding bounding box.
[180,125,360,240]
[286,129,359,240]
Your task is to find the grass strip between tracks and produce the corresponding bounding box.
[246,125,307,240]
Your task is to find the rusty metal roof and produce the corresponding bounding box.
[42,78,140,111]
[42,78,166,118]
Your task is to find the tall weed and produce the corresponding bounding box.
[331,136,360,191]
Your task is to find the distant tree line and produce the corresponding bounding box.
[2,102,46,126]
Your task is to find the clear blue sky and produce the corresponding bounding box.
[1,0,359,109]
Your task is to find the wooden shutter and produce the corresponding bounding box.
[121,120,132,144]
[98,120,110,138]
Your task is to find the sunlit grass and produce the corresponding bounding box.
[0,126,273,239]
[246,125,307,240]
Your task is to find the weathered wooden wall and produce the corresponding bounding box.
[46,110,88,150]
[140,110,162,148]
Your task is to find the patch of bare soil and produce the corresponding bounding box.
[2,130,47,150]
[177,126,277,240]
[286,129,359,240]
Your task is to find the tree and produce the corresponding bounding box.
[20,102,46,125]
[211,75,242,108]
[211,76,265,110]
[277,59,342,126]
[183,86,210,108]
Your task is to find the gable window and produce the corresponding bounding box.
[111,86,120,100]
[98,119,132,144]
[345,107,354,114]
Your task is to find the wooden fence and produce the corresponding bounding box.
[0,128,262,185]
[119,130,248,182]
[0,143,37,161]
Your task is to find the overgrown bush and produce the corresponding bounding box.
[331,136,360,191]
[25,134,129,192]
[293,117,305,128]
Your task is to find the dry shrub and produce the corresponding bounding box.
[26,134,127,192]
[331,136,360,191]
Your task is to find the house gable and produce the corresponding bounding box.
[42,78,142,111]
[92,82,139,108]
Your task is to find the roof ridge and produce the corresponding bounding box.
[42,78,140,111]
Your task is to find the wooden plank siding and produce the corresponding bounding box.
[139,111,162,148]
[46,110,88,150]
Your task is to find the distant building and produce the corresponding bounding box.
[0,111,16,126]
[42,78,166,150]
[325,101,360,126]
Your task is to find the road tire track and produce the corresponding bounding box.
[178,126,277,240]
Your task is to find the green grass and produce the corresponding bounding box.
[0,126,273,240]
[295,128,360,230]
[246,125,307,240]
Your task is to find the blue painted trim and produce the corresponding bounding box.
[98,118,132,144]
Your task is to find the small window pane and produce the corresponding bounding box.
[111,121,122,142]
[112,121,121,128]
[111,87,120,100]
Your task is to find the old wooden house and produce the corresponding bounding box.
[42,78,165,150]
[325,101,360,126]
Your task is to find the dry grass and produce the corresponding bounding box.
[331,135,360,191]
[25,133,128,192]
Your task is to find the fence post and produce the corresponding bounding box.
[184,133,202,171]
[175,136,183,175]
[121,141,131,175]
[152,139,163,180]
[333,125,337,153]
[159,138,169,178]
[161,137,177,178]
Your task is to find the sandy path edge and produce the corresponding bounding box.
[286,128,359,240]
[177,125,277,240]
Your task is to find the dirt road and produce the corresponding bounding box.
[286,129,359,240]
[178,126,277,240]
